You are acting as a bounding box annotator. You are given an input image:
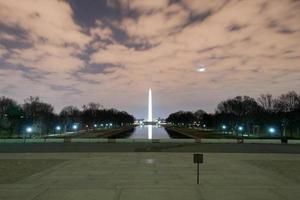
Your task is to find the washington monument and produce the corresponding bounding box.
[145,88,156,125]
[148,88,152,122]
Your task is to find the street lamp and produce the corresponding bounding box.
[26,127,33,133]
[268,127,276,134]
[222,125,227,130]
[237,126,245,142]
[238,126,243,131]
[94,124,97,128]
[72,124,78,130]
[56,126,61,131]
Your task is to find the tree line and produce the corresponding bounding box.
[166,91,300,137]
[0,96,135,138]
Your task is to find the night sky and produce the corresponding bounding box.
[0,0,299,118]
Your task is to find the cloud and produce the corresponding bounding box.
[6,43,85,73]
[0,45,7,56]
[121,5,188,38]
[90,21,114,40]
[0,0,300,118]
[90,0,300,116]
[0,0,92,78]
[0,0,95,111]
[0,0,90,47]
[78,63,123,74]
[108,0,169,13]
[49,84,82,94]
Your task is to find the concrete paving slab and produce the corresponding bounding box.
[271,188,300,200]
[0,153,299,200]
[200,188,283,200]
[120,188,201,200]
[34,189,116,200]
[0,189,43,200]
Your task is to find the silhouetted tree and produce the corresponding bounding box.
[23,96,55,136]
[0,97,23,137]
[60,106,81,132]
[274,91,300,137]
[82,102,103,128]
[166,111,196,126]
[275,91,300,112]
[257,94,276,112]
[216,96,261,134]
[194,109,206,123]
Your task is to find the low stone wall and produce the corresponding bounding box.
[1,138,300,144]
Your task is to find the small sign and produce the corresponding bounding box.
[193,153,204,184]
[193,153,203,164]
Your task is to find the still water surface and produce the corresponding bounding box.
[128,125,170,139]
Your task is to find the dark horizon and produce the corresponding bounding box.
[1,90,299,119]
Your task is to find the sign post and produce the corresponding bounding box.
[193,154,203,184]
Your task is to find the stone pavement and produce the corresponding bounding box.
[0,153,300,200]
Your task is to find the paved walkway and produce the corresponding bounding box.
[0,153,300,200]
[1,143,300,153]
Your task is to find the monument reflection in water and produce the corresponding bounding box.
[129,125,169,139]
[148,125,152,139]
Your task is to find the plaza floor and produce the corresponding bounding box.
[0,153,300,200]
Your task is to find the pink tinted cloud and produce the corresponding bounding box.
[0,0,300,118]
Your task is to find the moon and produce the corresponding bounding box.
[197,64,206,72]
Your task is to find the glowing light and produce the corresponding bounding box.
[238,126,243,131]
[56,126,61,131]
[222,125,227,130]
[197,67,206,72]
[72,125,78,130]
[26,127,32,133]
[197,64,206,72]
[269,127,276,134]
[94,124,97,128]
[203,124,206,128]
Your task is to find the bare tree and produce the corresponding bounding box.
[216,96,260,134]
[60,106,81,132]
[0,97,22,137]
[23,96,54,136]
[274,91,300,112]
[0,96,17,116]
[274,91,300,137]
[257,94,275,112]
[194,109,207,123]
